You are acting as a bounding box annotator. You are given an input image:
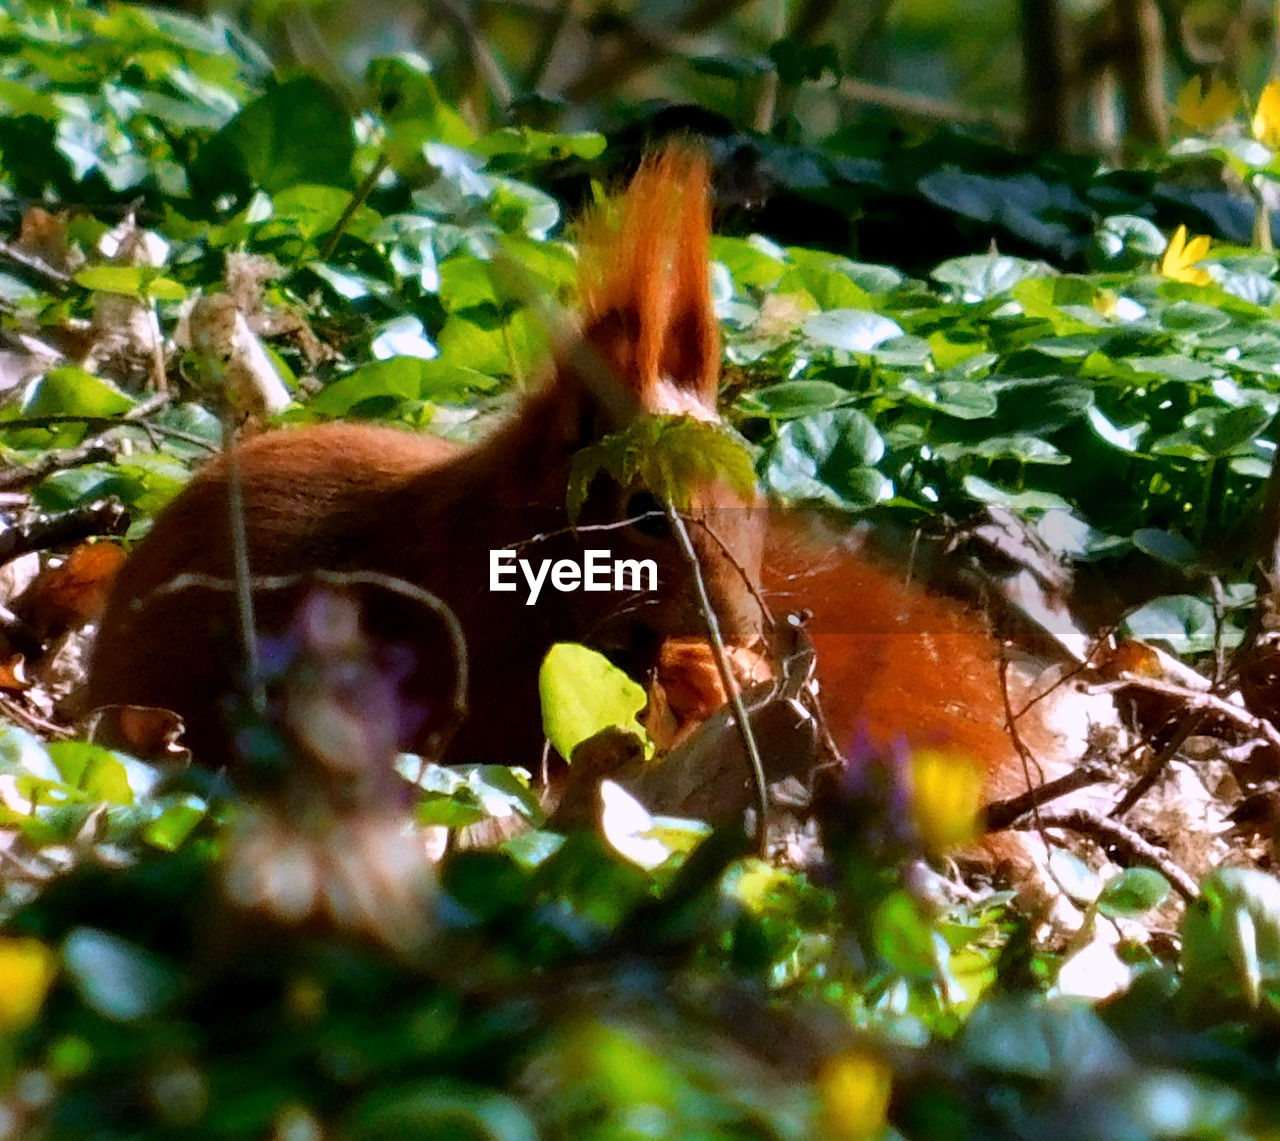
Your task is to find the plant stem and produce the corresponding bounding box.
[665,502,770,855]
[222,415,264,717]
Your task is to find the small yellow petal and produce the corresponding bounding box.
[1254,81,1280,147]
[0,937,56,1031]
[1162,226,1187,275]
[1161,225,1213,286]
[910,748,983,853]
[1183,234,1212,263]
[817,1051,893,1141]
[1175,75,1240,129]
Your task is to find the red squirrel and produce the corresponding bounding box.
[86,147,1034,822]
[87,149,766,768]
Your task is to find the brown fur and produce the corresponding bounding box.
[88,147,1040,834]
[762,524,1035,806]
[87,149,765,766]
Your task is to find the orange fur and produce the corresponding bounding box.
[762,524,1031,806]
[87,149,763,766]
[87,147,1034,828]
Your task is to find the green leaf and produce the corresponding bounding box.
[763,409,889,509]
[932,253,1053,299]
[143,796,206,852]
[1151,404,1271,459]
[736,380,851,418]
[209,75,353,194]
[46,742,133,804]
[1131,529,1199,570]
[402,760,544,827]
[709,236,785,290]
[306,261,392,302]
[371,316,437,362]
[539,643,647,762]
[367,55,474,164]
[802,309,903,352]
[962,475,1072,511]
[1158,300,1232,335]
[22,367,135,419]
[310,358,429,416]
[872,891,939,977]
[1097,867,1171,918]
[782,248,875,309]
[1121,593,1227,653]
[470,126,605,162]
[937,434,1067,465]
[439,256,501,311]
[62,928,180,1022]
[270,183,376,242]
[1087,405,1144,452]
[1183,868,1280,1008]
[566,417,757,524]
[897,378,998,419]
[960,996,1127,1079]
[74,265,186,300]
[1048,846,1102,905]
[1091,214,1166,270]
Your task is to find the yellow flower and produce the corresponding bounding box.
[816,1050,893,1140]
[1160,225,1213,286]
[1255,80,1280,147]
[910,749,983,853]
[1175,75,1239,129]
[0,937,56,1031]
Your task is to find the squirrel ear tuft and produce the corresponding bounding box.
[575,146,720,415]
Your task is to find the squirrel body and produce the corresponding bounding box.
[761,522,1031,806]
[87,150,766,765]
[86,149,1034,824]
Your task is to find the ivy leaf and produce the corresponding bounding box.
[1098,867,1171,918]
[198,75,353,197]
[932,252,1054,300]
[74,265,186,300]
[565,416,757,524]
[539,643,647,762]
[762,409,889,510]
[803,309,903,353]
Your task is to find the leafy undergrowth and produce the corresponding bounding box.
[0,2,1278,1139]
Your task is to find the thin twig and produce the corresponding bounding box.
[0,694,74,739]
[1020,807,1198,901]
[221,415,263,717]
[0,400,217,456]
[836,77,1023,139]
[983,760,1112,832]
[1090,674,1280,754]
[999,656,1046,819]
[522,0,577,93]
[146,302,168,394]
[317,152,391,264]
[665,502,769,855]
[141,568,469,751]
[434,0,515,112]
[1010,628,1117,721]
[0,501,128,562]
[1108,709,1207,820]
[0,441,117,491]
[0,240,71,291]
[1208,575,1230,684]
